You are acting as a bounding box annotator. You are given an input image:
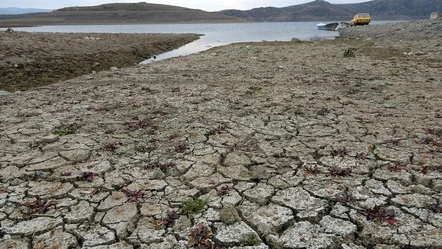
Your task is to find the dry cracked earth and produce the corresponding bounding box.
[1,20,442,249]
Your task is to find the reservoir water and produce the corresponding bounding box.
[14,21,398,63]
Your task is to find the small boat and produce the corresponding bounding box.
[340,22,351,28]
[316,22,339,31]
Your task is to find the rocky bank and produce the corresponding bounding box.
[1,20,442,248]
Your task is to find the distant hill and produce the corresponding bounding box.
[0,7,52,14]
[220,0,442,21]
[1,0,440,27]
[0,2,247,27]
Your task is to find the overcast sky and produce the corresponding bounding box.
[1,0,371,11]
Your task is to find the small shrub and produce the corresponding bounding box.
[125,189,144,202]
[25,196,57,216]
[52,123,81,136]
[304,165,322,175]
[141,162,177,173]
[162,210,180,228]
[186,223,213,248]
[81,172,96,182]
[181,198,208,217]
[241,233,261,246]
[326,167,352,177]
[175,142,189,153]
[331,147,351,157]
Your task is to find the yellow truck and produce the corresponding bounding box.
[350,13,371,26]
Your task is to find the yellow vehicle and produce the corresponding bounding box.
[350,13,371,26]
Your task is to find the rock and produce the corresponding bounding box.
[189,173,230,191]
[243,183,275,205]
[181,162,215,181]
[141,235,183,249]
[276,221,335,248]
[219,204,241,225]
[215,222,262,246]
[430,12,442,19]
[408,228,442,248]
[102,202,138,237]
[344,49,356,57]
[0,238,30,249]
[241,203,294,235]
[223,152,251,167]
[64,200,95,223]
[28,181,73,199]
[4,217,63,236]
[71,224,116,247]
[0,90,11,96]
[272,187,328,220]
[97,191,127,211]
[33,227,78,248]
[319,215,357,239]
[131,217,165,244]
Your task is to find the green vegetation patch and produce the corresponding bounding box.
[181,198,208,217]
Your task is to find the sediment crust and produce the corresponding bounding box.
[0,20,442,248]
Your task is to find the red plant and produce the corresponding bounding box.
[390,163,406,172]
[126,116,153,131]
[317,107,329,116]
[217,185,234,196]
[355,152,369,159]
[82,172,96,182]
[304,165,322,175]
[358,206,396,225]
[25,196,57,216]
[427,203,442,213]
[335,191,357,203]
[162,210,181,228]
[141,162,177,173]
[331,147,351,157]
[175,142,189,153]
[186,223,213,249]
[125,189,144,202]
[326,167,352,177]
[101,141,123,152]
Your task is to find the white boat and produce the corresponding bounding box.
[340,22,351,28]
[316,22,339,31]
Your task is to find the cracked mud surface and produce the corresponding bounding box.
[1,20,442,248]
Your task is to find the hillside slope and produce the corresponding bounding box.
[0,2,247,27]
[220,0,442,21]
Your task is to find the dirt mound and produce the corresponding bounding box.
[0,32,199,91]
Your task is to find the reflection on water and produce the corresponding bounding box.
[15,21,400,63]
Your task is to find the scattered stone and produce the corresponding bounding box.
[219,204,241,225]
[277,221,335,248]
[4,217,63,236]
[215,222,262,246]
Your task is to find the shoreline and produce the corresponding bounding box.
[1,20,442,248]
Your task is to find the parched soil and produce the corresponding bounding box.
[1,20,442,249]
[0,32,200,91]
